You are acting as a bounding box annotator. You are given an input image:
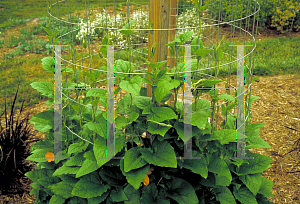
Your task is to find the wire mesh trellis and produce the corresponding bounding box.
[47,0,261,160]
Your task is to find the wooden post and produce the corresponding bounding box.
[147,0,177,105]
[146,0,177,139]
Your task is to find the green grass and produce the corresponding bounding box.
[0,0,150,33]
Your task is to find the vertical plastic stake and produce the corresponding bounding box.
[53,45,70,161]
[228,45,253,160]
[176,44,201,160]
[98,45,123,160]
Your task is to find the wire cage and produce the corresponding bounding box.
[47,0,260,159]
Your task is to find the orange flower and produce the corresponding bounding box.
[143,167,154,186]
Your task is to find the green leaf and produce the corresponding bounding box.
[30,82,54,98]
[120,30,133,35]
[93,137,111,168]
[86,89,107,97]
[133,96,151,109]
[207,154,232,182]
[83,71,95,81]
[146,60,167,70]
[258,177,274,198]
[217,49,224,60]
[157,67,168,80]
[88,191,110,204]
[147,120,172,136]
[196,48,211,58]
[239,173,262,196]
[160,92,173,104]
[64,152,85,167]
[110,188,129,202]
[219,94,235,102]
[166,38,181,46]
[72,172,110,198]
[178,151,208,179]
[235,150,273,175]
[140,140,177,168]
[50,181,75,199]
[76,150,100,178]
[164,177,199,204]
[120,159,150,190]
[41,56,54,74]
[123,183,141,204]
[68,142,89,155]
[99,167,127,188]
[246,136,272,149]
[147,107,177,123]
[154,79,180,103]
[49,195,66,204]
[215,174,231,186]
[124,147,148,172]
[214,186,236,204]
[192,111,209,130]
[86,120,107,139]
[38,176,60,188]
[26,148,53,163]
[140,183,158,203]
[53,165,80,177]
[173,121,201,142]
[119,76,143,96]
[179,31,193,44]
[233,186,258,204]
[25,169,55,183]
[99,36,108,57]
[115,59,131,79]
[210,129,238,145]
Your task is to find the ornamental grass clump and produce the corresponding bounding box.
[0,83,41,195]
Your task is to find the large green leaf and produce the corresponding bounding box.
[140,140,177,168]
[86,120,107,139]
[147,107,177,123]
[140,183,158,204]
[42,56,54,74]
[173,121,201,142]
[179,31,193,44]
[120,159,150,190]
[124,146,148,173]
[76,150,100,178]
[92,137,112,170]
[209,129,238,145]
[239,173,262,196]
[53,165,80,177]
[86,89,107,97]
[30,82,54,98]
[233,186,258,204]
[154,79,180,103]
[26,148,53,163]
[133,96,151,109]
[234,151,273,175]
[88,191,110,204]
[99,166,127,188]
[207,154,232,182]
[49,195,66,204]
[64,152,85,167]
[214,186,236,204]
[258,177,274,198]
[164,177,199,204]
[38,176,60,188]
[147,120,172,137]
[29,110,54,133]
[120,76,143,96]
[67,142,89,155]
[50,181,75,199]
[177,151,208,179]
[110,188,129,202]
[123,183,141,204]
[72,172,110,198]
[115,59,131,79]
[25,169,55,183]
[246,136,272,149]
[192,111,209,130]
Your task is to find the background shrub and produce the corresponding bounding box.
[204,0,300,33]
